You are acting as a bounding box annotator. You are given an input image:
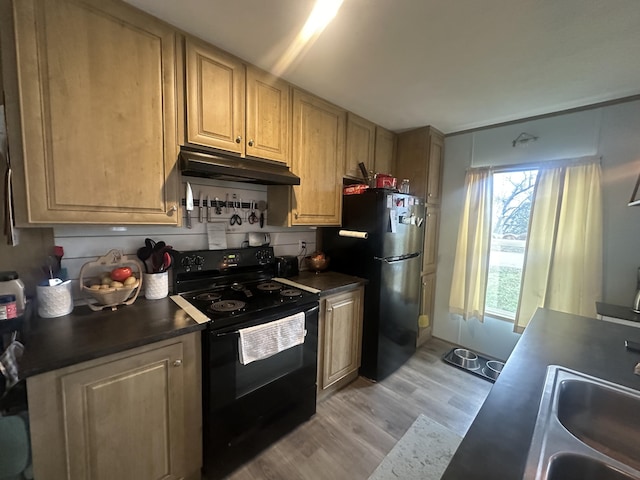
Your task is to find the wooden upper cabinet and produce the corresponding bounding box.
[344,113,375,179]
[395,126,444,204]
[374,126,396,176]
[185,40,290,164]
[426,130,444,204]
[1,0,180,225]
[185,37,245,155]
[276,88,345,226]
[246,65,290,164]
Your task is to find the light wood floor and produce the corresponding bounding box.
[226,338,493,480]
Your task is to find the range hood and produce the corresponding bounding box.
[179,145,300,185]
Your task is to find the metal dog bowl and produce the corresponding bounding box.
[452,348,480,370]
[484,360,505,380]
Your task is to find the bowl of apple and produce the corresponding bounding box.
[305,251,330,273]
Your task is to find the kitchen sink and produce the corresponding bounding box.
[557,378,640,470]
[547,454,638,480]
[523,366,640,480]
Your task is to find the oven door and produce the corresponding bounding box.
[202,302,319,476]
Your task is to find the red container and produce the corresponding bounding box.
[375,174,397,189]
[343,184,369,195]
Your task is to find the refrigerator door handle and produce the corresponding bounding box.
[374,252,421,263]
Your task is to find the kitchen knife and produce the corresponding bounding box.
[186,182,194,229]
[207,195,212,222]
[199,191,204,223]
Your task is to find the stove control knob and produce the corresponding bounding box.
[181,257,193,268]
[255,249,272,265]
[194,256,205,270]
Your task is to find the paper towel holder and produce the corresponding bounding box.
[338,230,369,239]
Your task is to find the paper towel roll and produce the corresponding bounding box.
[338,230,369,239]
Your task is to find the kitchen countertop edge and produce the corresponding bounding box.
[441,308,640,480]
[18,297,206,379]
[287,270,368,296]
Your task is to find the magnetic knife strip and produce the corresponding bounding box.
[180,199,263,209]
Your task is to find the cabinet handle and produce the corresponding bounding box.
[248,139,254,147]
[327,307,333,313]
[294,211,299,219]
[235,136,242,144]
[168,205,177,214]
[173,359,182,367]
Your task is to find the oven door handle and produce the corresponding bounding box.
[214,305,319,337]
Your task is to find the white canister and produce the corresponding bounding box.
[143,272,168,300]
[37,281,74,318]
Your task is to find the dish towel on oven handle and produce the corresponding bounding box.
[238,312,306,365]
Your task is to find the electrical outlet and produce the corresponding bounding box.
[299,240,306,250]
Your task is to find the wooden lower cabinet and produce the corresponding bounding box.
[26,333,202,480]
[317,287,364,401]
[422,206,440,275]
[417,273,436,347]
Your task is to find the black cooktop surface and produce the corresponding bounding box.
[181,279,318,325]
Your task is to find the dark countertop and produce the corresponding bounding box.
[15,271,365,380]
[287,270,367,296]
[441,308,640,480]
[596,301,640,323]
[18,297,204,379]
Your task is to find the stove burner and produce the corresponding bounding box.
[195,292,222,302]
[280,289,302,298]
[210,300,247,313]
[257,282,282,292]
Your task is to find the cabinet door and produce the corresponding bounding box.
[319,288,363,390]
[422,206,440,274]
[3,0,179,225]
[374,126,396,176]
[27,334,202,480]
[395,127,429,197]
[426,129,444,204]
[418,273,436,346]
[61,343,184,480]
[186,37,245,154]
[246,65,290,164]
[291,89,345,226]
[344,113,375,179]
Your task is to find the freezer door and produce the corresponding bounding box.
[381,194,425,258]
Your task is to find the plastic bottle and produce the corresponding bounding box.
[0,271,26,316]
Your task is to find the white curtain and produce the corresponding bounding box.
[515,161,603,332]
[449,168,493,321]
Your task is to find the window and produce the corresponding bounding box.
[450,159,601,330]
[484,169,538,320]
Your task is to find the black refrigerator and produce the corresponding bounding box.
[322,188,425,381]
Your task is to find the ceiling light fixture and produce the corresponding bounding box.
[512,132,539,148]
[272,0,344,77]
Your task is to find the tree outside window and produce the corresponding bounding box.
[485,170,538,319]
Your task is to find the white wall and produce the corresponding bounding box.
[433,99,640,360]
[55,177,317,299]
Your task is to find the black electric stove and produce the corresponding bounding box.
[171,247,319,479]
[172,247,318,328]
